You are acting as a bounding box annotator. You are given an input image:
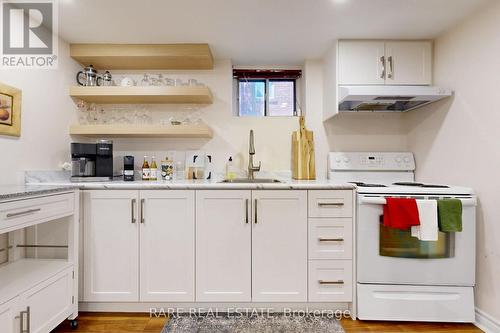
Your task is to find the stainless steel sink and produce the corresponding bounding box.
[219,178,282,183]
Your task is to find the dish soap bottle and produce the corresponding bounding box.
[226,156,236,180]
[142,156,150,181]
[150,156,158,181]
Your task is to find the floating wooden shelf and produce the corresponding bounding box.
[69,124,213,138]
[70,43,214,70]
[69,86,213,104]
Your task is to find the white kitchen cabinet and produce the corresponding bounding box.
[252,190,308,302]
[385,41,432,85]
[83,190,139,302]
[20,268,73,333]
[338,40,432,86]
[338,41,386,85]
[309,218,353,260]
[308,260,353,302]
[196,190,252,302]
[0,297,18,333]
[139,190,195,302]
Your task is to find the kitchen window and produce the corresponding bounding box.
[233,69,301,117]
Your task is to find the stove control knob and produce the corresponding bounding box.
[343,157,350,163]
[396,157,402,163]
[404,157,410,163]
[335,157,341,163]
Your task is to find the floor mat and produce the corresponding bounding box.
[162,314,345,333]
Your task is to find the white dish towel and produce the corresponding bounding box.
[411,200,439,241]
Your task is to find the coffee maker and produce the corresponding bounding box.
[123,156,135,181]
[71,140,113,182]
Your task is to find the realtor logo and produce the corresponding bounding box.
[1,0,58,68]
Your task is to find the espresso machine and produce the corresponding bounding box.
[71,140,113,182]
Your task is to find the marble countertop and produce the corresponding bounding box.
[0,185,75,201]
[24,171,356,190]
[25,179,355,190]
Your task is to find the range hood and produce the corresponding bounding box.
[338,86,452,112]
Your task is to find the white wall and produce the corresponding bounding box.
[305,60,407,178]
[0,38,79,185]
[406,0,500,321]
[112,60,407,179]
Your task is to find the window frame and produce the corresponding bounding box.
[237,78,298,117]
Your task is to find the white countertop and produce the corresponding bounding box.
[0,185,74,201]
[25,177,356,190]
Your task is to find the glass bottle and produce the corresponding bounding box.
[142,156,150,181]
[150,156,158,181]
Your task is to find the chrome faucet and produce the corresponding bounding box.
[248,130,261,180]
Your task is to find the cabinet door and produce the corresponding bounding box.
[83,190,139,301]
[196,190,251,302]
[338,41,386,85]
[21,268,73,333]
[252,190,307,302]
[139,190,195,302]
[385,41,432,85]
[0,297,18,333]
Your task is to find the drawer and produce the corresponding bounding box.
[357,284,475,322]
[0,193,74,232]
[309,218,352,259]
[308,190,353,218]
[308,260,352,302]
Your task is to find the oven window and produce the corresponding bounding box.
[379,223,454,259]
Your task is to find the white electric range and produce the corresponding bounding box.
[328,152,476,323]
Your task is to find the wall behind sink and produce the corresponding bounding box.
[0,38,80,185]
[0,47,407,184]
[112,59,408,179]
[406,0,500,323]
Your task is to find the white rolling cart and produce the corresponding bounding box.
[0,188,79,332]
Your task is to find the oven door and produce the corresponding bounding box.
[357,194,476,286]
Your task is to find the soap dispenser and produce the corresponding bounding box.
[226,156,236,180]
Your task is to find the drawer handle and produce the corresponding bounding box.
[131,199,136,224]
[318,202,344,207]
[15,306,30,333]
[6,208,41,218]
[319,237,344,242]
[319,280,344,285]
[245,199,249,224]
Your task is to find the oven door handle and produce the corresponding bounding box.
[359,197,477,207]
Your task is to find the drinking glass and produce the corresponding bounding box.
[175,161,186,180]
[157,74,166,86]
[139,74,152,86]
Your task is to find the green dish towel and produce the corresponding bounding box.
[437,199,463,232]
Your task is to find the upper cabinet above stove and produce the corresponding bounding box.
[338,40,432,86]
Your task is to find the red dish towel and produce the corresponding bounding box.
[383,198,421,230]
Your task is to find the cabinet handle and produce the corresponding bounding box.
[319,237,344,242]
[380,56,386,79]
[16,306,30,333]
[140,199,145,224]
[6,208,41,218]
[131,199,136,223]
[319,280,344,285]
[388,56,394,79]
[254,199,258,224]
[245,199,249,224]
[318,202,344,207]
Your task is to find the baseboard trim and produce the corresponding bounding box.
[475,308,500,333]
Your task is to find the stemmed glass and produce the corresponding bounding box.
[139,74,152,86]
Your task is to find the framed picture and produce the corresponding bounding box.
[0,83,22,137]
